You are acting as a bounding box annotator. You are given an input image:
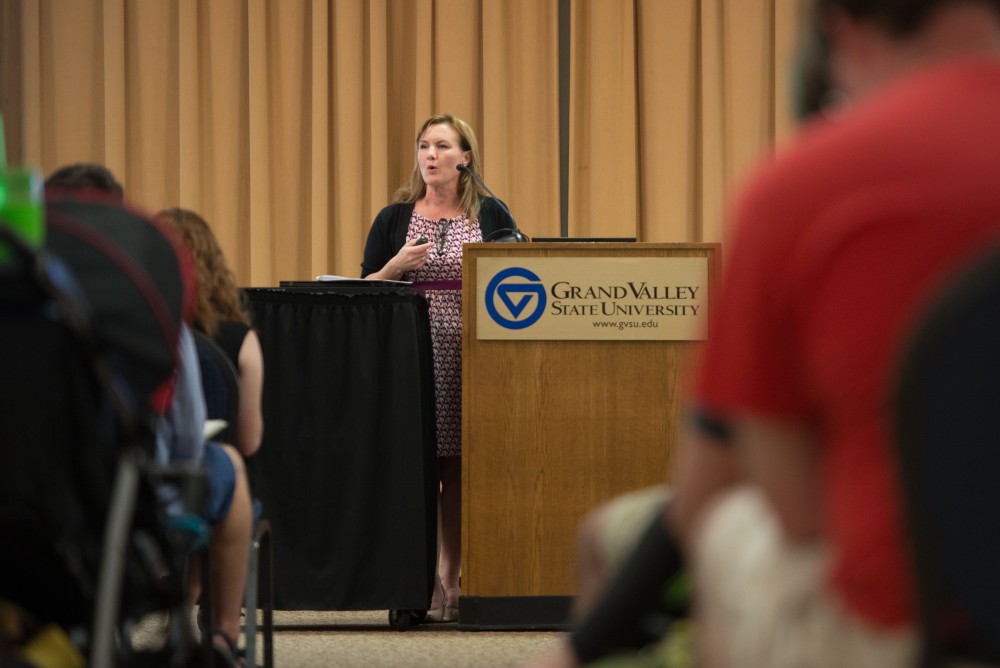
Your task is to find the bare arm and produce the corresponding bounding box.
[668,426,741,554]
[738,416,822,541]
[670,414,822,552]
[235,329,264,457]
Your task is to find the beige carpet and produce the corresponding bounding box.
[136,609,566,668]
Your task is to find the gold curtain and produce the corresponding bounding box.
[1,0,803,285]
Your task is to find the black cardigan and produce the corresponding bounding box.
[360,199,515,278]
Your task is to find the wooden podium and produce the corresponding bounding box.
[460,242,720,629]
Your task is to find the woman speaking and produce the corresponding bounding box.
[362,113,515,622]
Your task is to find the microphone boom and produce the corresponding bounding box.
[456,164,525,242]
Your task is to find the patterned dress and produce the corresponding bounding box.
[404,211,482,458]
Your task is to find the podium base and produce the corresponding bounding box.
[457,595,573,631]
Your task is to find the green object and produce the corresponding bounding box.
[662,570,692,613]
[0,167,45,263]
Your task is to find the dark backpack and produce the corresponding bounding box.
[0,194,198,661]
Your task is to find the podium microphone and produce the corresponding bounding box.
[456,163,527,242]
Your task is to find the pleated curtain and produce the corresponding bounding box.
[0,0,805,285]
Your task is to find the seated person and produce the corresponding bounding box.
[157,206,264,460]
[160,206,264,667]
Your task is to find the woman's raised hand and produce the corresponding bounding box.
[393,236,432,274]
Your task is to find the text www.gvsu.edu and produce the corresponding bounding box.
[591,319,659,331]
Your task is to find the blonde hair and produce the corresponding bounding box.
[392,113,487,221]
[158,207,250,338]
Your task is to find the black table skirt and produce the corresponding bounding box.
[244,287,437,611]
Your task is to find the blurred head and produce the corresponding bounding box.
[45,163,124,202]
[157,207,249,338]
[394,114,486,221]
[824,0,1000,96]
[817,0,1000,36]
[798,0,1000,111]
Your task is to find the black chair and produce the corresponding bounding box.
[194,329,240,445]
[893,244,1000,667]
[192,330,274,668]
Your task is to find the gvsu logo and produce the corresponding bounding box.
[485,267,547,329]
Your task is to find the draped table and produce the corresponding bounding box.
[243,284,437,611]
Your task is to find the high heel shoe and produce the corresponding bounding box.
[425,582,449,623]
[425,603,458,623]
[425,605,444,622]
